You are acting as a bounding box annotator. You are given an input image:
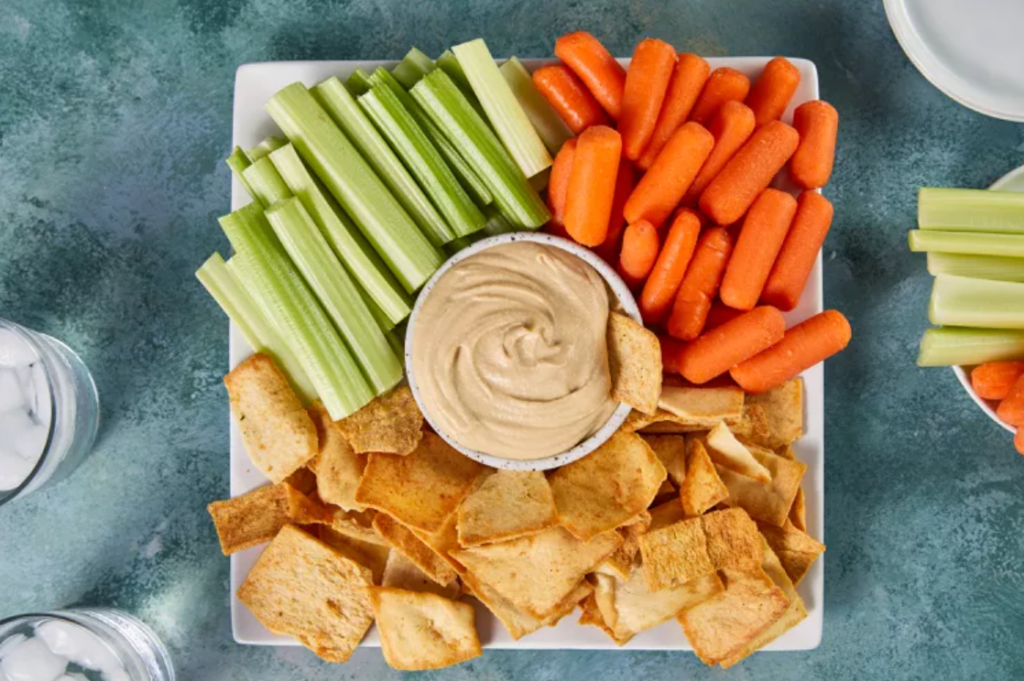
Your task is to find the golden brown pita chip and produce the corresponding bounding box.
[745,379,803,447]
[757,520,825,585]
[680,438,729,517]
[717,448,806,527]
[731,403,774,449]
[462,569,592,639]
[705,422,771,483]
[369,587,481,670]
[639,517,715,590]
[356,433,483,533]
[549,431,666,541]
[237,525,374,662]
[648,499,685,531]
[328,508,389,546]
[225,354,317,483]
[607,312,663,415]
[283,466,318,495]
[598,510,653,579]
[655,385,745,428]
[642,434,687,487]
[372,513,458,585]
[701,508,764,571]
[457,470,557,547]
[790,486,807,531]
[308,402,366,511]
[382,551,461,599]
[208,484,292,555]
[578,590,615,638]
[285,485,336,525]
[336,386,423,455]
[409,512,465,574]
[317,525,390,584]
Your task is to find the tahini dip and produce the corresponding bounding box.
[412,241,617,460]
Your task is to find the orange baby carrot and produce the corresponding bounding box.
[678,306,786,384]
[704,300,744,330]
[555,31,627,120]
[998,374,1024,426]
[761,191,834,311]
[640,209,702,324]
[624,122,714,228]
[533,65,611,134]
[545,137,577,236]
[684,101,756,204]
[563,126,622,247]
[667,227,734,340]
[595,158,637,262]
[699,120,800,225]
[972,361,1024,401]
[618,220,659,289]
[719,189,797,311]
[638,53,710,171]
[746,57,801,127]
[730,309,851,393]
[790,100,838,189]
[689,67,751,126]
[620,38,677,161]
[660,334,687,375]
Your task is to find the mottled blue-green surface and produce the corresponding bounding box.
[1,1,1023,679]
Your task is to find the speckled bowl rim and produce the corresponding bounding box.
[404,232,641,472]
[950,163,1024,435]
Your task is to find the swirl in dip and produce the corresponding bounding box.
[412,241,617,460]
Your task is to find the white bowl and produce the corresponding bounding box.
[950,163,1024,434]
[404,232,641,471]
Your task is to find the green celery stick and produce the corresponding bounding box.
[929,274,1024,329]
[226,146,256,198]
[246,135,288,161]
[918,327,1024,367]
[436,50,487,118]
[242,156,292,207]
[927,252,1024,282]
[919,188,1024,234]
[346,68,373,96]
[908,230,1024,258]
[392,47,436,88]
[500,56,574,155]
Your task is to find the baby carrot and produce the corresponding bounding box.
[660,334,687,375]
[790,100,838,189]
[761,191,834,311]
[564,126,622,247]
[533,65,611,134]
[719,189,797,311]
[638,54,710,171]
[705,300,744,330]
[684,101,756,204]
[545,137,577,236]
[699,120,800,225]
[730,309,851,393]
[618,220,659,289]
[620,38,677,161]
[746,57,802,127]
[998,374,1024,426]
[972,361,1024,401]
[555,31,627,119]
[595,158,637,262]
[624,122,714,228]
[640,209,702,324]
[689,67,751,126]
[667,227,734,340]
[678,306,786,384]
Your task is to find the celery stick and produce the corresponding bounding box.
[393,47,436,89]
[242,156,292,207]
[266,83,443,292]
[413,70,550,229]
[529,167,551,193]
[453,39,553,178]
[386,328,405,358]
[265,198,402,393]
[346,68,373,96]
[929,274,1024,329]
[481,204,517,236]
[436,50,485,116]
[918,188,1024,234]
[226,146,256,198]
[927,253,1024,282]
[246,135,288,162]
[500,56,574,155]
[360,83,486,238]
[269,144,411,328]
[908,230,1024,258]
[220,203,373,418]
[197,252,317,403]
[312,77,454,247]
[917,327,1024,367]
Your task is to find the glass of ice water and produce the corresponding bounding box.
[0,318,100,506]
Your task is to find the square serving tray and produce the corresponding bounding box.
[228,56,824,652]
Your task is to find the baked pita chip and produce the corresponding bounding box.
[369,587,481,671]
[716,447,806,527]
[409,512,465,575]
[607,312,662,415]
[680,438,729,517]
[745,379,803,447]
[237,525,374,662]
[639,516,715,590]
[336,386,423,455]
[317,525,390,584]
[283,466,318,495]
[578,590,615,639]
[285,485,336,525]
[461,570,592,639]
[705,422,771,484]
[372,513,458,585]
[652,478,678,505]
[382,551,460,599]
[790,486,807,531]
[308,402,366,511]
[648,499,685,531]
[731,403,774,449]
[642,434,687,487]
[655,385,745,428]
[356,433,483,533]
[208,484,292,555]
[225,354,317,483]
[328,508,389,547]
[549,431,666,540]
[701,508,764,571]
[597,510,653,579]
[457,470,557,547]
[757,520,825,585]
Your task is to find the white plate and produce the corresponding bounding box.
[228,57,824,652]
[884,0,1024,121]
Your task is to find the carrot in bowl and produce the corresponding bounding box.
[533,65,611,134]
[667,227,734,340]
[790,100,838,189]
[746,56,801,127]
[638,53,710,171]
[545,137,577,236]
[684,100,756,205]
[640,209,702,324]
[705,300,744,330]
[730,309,851,393]
[618,219,660,289]
[688,67,751,126]
[620,38,677,161]
[972,361,1024,401]
[719,189,797,311]
[998,374,1024,426]
[678,306,786,384]
[624,122,714,228]
[761,191,834,311]
[555,31,627,119]
[563,126,622,247]
[595,158,637,262]
[698,120,800,226]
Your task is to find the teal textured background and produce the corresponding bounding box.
[1,0,1023,679]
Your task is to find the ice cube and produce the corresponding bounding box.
[0,447,36,491]
[0,370,26,414]
[0,637,68,681]
[33,623,121,676]
[12,425,47,461]
[0,330,37,368]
